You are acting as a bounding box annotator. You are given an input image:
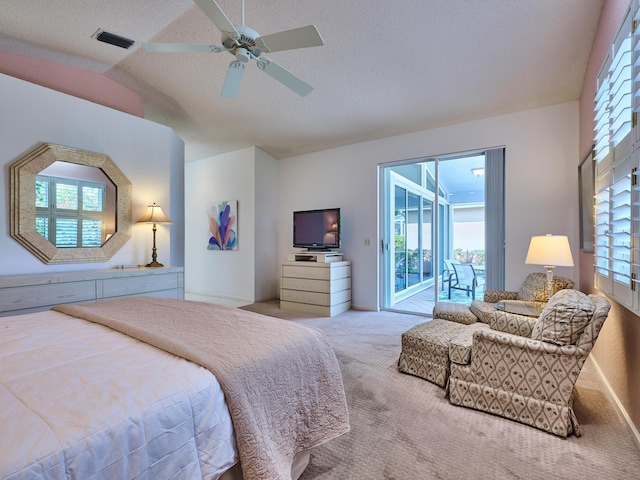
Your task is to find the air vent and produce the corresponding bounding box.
[94,30,135,49]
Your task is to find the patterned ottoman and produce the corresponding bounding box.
[432,301,478,325]
[398,319,470,387]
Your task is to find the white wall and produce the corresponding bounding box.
[278,102,579,310]
[254,148,279,300]
[184,146,278,303]
[0,74,184,275]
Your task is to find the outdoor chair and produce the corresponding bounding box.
[442,259,458,290]
[448,262,482,300]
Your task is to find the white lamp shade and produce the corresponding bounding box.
[525,234,574,267]
[137,203,172,224]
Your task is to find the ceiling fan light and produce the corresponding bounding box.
[235,47,251,63]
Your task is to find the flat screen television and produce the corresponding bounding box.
[293,208,341,250]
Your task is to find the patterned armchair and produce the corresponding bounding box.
[470,272,575,323]
[447,290,611,437]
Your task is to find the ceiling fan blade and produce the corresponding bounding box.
[193,0,238,35]
[256,25,324,53]
[142,42,223,53]
[258,58,314,96]
[221,61,246,98]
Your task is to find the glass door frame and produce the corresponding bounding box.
[380,149,495,313]
[382,167,443,308]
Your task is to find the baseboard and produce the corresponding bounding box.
[588,356,640,450]
[185,292,253,308]
[350,305,378,312]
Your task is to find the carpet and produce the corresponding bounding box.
[241,301,640,480]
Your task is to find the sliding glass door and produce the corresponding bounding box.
[381,150,503,315]
[392,182,434,297]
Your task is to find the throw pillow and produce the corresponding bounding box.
[517,273,550,302]
[516,273,575,302]
[531,289,596,345]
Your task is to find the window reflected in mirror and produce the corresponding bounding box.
[34,162,116,247]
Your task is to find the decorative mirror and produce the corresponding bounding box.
[10,143,132,264]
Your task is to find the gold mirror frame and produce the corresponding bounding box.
[10,143,132,264]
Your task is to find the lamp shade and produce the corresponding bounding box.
[137,203,172,224]
[525,234,574,267]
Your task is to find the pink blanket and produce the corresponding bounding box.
[54,297,350,480]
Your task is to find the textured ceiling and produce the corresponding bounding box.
[0,0,604,161]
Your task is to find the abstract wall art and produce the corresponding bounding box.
[207,200,237,250]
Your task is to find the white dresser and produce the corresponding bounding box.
[280,260,351,317]
[0,266,184,317]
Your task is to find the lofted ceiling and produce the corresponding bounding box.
[0,0,604,162]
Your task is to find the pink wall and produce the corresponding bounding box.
[0,50,144,117]
[578,0,640,437]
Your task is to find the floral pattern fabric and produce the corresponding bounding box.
[469,273,574,324]
[432,302,478,325]
[398,320,469,387]
[531,290,596,346]
[489,310,538,337]
[448,323,491,365]
[516,273,574,302]
[447,294,610,437]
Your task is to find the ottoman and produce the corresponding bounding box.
[432,301,478,325]
[398,319,470,387]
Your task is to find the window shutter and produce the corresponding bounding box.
[81,219,103,247]
[594,64,611,164]
[610,161,632,284]
[594,6,634,308]
[35,175,106,247]
[55,218,78,248]
[595,172,611,282]
[610,18,633,150]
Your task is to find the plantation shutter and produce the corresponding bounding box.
[594,6,634,308]
[594,60,611,165]
[36,175,106,248]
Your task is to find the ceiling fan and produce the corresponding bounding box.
[142,0,324,98]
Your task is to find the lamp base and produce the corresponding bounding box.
[545,265,555,302]
[145,261,165,268]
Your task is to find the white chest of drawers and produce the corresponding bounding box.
[0,266,184,317]
[280,260,351,317]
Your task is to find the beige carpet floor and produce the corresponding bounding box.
[241,301,640,480]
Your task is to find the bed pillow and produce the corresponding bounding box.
[531,289,596,345]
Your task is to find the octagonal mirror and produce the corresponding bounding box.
[10,143,132,264]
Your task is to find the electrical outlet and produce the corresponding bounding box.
[364,239,370,246]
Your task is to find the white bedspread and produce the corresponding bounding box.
[53,297,350,480]
[0,310,238,479]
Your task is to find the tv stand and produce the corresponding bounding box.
[280,260,351,316]
[288,251,343,263]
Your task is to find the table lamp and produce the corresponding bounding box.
[137,203,172,267]
[525,234,574,301]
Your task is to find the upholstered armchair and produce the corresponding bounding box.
[447,290,611,437]
[470,272,575,324]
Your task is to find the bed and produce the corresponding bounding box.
[0,296,350,479]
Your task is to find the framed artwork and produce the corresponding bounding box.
[578,148,595,253]
[207,200,238,250]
